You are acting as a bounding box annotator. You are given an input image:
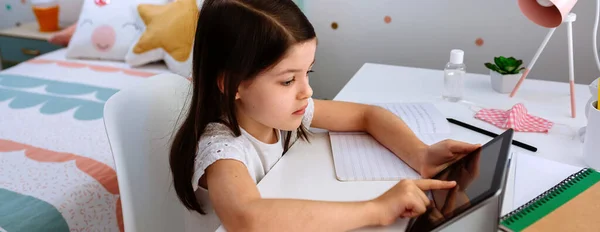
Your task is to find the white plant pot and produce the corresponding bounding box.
[490,70,522,93]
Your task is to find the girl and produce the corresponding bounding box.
[169,0,480,231]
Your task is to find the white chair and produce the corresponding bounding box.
[103,73,220,232]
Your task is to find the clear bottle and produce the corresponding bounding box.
[442,49,466,102]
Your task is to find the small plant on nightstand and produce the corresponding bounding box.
[485,56,525,93]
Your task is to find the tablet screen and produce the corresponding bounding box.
[407,133,508,231]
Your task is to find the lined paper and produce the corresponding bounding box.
[330,102,450,181]
[376,102,450,135]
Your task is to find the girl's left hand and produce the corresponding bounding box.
[416,140,481,178]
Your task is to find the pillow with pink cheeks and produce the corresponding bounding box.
[66,0,169,61]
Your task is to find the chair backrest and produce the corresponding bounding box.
[103,73,203,232]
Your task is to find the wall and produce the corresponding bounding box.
[305,0,600,99]
[0,0,35,29]
[0,0,299,30]
[2,0,598,100]
[0,0,82,29]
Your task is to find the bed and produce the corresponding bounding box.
[0,48,174,232]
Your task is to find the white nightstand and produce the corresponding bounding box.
[0,22,63,70]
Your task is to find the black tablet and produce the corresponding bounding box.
[406,128,514,232]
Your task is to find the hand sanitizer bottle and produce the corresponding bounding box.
[442,49,466,102]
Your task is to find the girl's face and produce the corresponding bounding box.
[235,39,316,133]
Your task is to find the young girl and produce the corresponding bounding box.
[169,0,480,231]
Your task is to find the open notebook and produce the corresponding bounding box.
[329,102,450,181]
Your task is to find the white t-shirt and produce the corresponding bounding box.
[185,98,315,232]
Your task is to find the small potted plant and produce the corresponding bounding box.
[485,56,525,93]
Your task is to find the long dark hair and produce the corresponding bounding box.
[169,0,316,215]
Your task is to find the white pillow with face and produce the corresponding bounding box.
[66,0,168,61]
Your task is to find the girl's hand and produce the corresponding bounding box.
[370,179,457,226]
[416,140,481,178]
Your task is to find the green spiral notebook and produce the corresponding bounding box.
[500,168,600,232]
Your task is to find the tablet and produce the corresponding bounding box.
[406,128,514,232]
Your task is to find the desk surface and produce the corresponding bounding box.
[256,63,590,231]
[334,63,590,167]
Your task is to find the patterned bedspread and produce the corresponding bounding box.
[0,49,171,232]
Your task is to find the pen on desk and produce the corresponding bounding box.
[446,118,538,152]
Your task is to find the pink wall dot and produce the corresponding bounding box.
[475,38,484,47]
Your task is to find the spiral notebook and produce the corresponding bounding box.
[500,168,600,232]
[329,102,450,181]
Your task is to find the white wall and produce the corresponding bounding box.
[305,0,600,99]
[2,0,598,100]
[0,0,36,29]
[0,0,83,29]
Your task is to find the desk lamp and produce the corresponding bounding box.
[510,0,578,118]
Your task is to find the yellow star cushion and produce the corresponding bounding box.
[125,0,200,77]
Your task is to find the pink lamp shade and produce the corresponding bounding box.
[519,0,578,28]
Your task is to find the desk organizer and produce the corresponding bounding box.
[579,77,600,143]
[583,100,600,171]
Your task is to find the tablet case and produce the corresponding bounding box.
[500,168,600,231]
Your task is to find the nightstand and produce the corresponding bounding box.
[0,22,63,70]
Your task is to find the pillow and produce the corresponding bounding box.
[125,0,201,77]
[66,0,169,61]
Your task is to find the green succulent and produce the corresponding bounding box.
[485,56,525,75]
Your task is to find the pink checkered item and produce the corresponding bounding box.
[474,103,554,133]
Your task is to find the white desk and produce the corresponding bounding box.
[256,63,590,231]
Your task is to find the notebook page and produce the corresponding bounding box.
[375,102,451,135]
[329,102,449,181]
[330,133,421,181]
[512,152,582,210]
